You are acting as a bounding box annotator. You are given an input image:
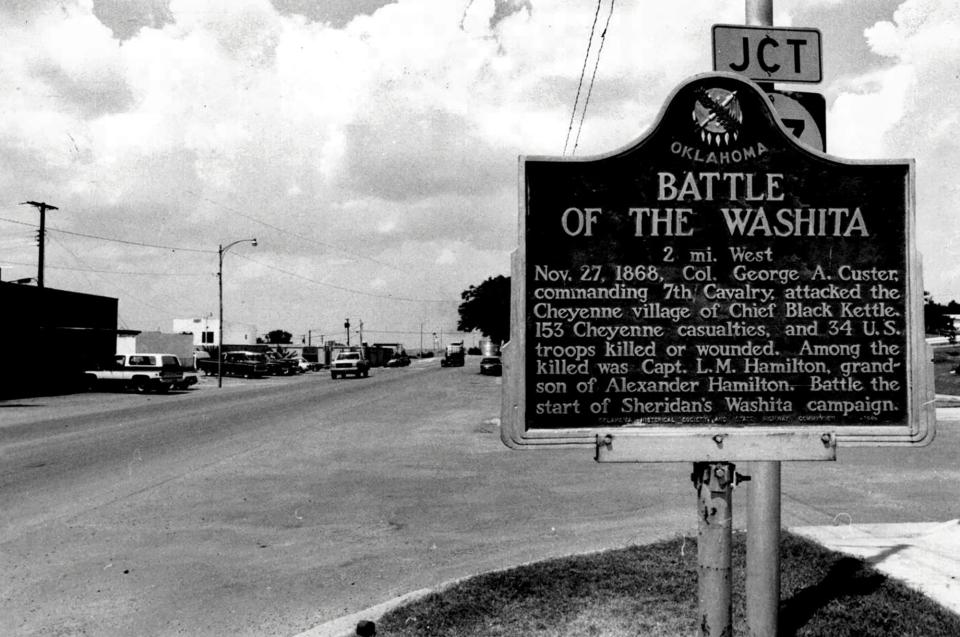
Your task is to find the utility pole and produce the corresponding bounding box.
[358,319,364,345]
[345,318,351,346]
[20,201,58,288]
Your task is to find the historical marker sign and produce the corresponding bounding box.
[502,73,933,460]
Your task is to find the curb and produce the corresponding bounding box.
[292,589,433,637]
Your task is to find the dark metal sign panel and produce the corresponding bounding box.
[502,73,933,458]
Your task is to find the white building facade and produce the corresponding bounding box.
[173,317,257,347]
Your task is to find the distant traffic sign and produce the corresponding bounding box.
[713,24,822,83]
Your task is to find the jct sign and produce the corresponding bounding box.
[713,25,821,83]
[501,73,933,460]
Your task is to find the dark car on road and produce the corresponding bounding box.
[264,352,299,375]
[197,352,268,378]
[385,352,411,367]
[479,356,502,376]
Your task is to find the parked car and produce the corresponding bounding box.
[85,353,184,393]
[479,356,502,376]
[290,355,319,372]
[385,352,411,367]
[264,352,299,375]
[197,351,268,378]
[330,351,370,379]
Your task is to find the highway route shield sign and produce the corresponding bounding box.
[767,90,825,152]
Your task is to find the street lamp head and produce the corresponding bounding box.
[251,238,258,247]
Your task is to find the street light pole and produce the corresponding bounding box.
[218,238,257,388]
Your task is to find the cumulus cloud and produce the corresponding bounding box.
[825,0,960,298]
[10,0,956,333]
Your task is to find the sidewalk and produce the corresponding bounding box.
[793,520,960,615]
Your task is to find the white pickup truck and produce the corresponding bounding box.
[330,351,370,379]
[85,353,184,393]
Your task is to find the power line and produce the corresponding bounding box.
[365,329,465,336]
[563,0,603,156]
[2,203,456,302]
[0,232,34,248]
[0,215,215,253]
[47,233,193,320]
[0,259,209,277]
[192,192,457,308]
[187,192,397,269]
[44,232,128,328]
[234,253,452,304]
[572,0,616,155]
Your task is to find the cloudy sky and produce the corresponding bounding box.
[0,0,955,346]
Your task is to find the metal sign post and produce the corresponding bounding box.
[745,4,789,634]
[693,462,738,636]
[746,459,780,636]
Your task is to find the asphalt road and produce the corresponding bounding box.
[2,359,958,636]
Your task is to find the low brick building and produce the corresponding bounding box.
[1,282,117,397]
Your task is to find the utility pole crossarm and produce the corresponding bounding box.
[22,201,59,211]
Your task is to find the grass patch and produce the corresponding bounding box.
[376,532,960,636]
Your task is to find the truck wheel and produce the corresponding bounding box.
[133,378,149,393]
[363,370,369,378]
[84,374,97,391]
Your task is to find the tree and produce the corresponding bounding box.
[457,275,510,345]
[264,329,293,344]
